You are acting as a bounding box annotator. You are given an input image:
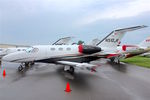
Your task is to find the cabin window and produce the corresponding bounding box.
[17,49,21,51]
[51,48,55,51]
[66,47,71,51]
[58,47,63,51]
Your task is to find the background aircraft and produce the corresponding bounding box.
[106,36,150,63]
[87,29,150,64]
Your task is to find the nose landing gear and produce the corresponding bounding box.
[18,62,32,72]
[18,64,24,72]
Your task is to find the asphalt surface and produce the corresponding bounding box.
[0,59,150,100]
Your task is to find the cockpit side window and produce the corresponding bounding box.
[26,48,32,53]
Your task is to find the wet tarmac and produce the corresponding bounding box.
[0,59,150,100]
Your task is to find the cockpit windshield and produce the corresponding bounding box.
[25,47,39,53]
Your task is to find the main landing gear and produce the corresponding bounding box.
[110,57,120,64]
[69,66,74,74]
[64,65,75,74]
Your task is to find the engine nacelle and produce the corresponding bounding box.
[78,45,101,54]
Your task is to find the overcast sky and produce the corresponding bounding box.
[0,0,150,45]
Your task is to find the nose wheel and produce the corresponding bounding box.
[114,57,120,64]
[18,65,24,72]
[18,62,30,72]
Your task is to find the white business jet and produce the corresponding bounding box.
[2,25,146,74]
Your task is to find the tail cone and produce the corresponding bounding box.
[65,82,72,92]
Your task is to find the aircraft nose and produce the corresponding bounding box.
[78,45,101,54]
[2,51,26,62]
[2,54,13,62]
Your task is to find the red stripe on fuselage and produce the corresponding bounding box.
[106,54,118,58]
[78,45,83,53]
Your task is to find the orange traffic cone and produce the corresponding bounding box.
[3,69,6,77]
[65,82,72,92]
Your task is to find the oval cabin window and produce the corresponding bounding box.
[66,47,71,51]
[58,47,63,51]
[51,48,55,51]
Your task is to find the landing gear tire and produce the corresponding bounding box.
[18,65,24,72]
[114,58,120,64]
[18,62,31,72]
[110,58,114,62]
[118,60,120,64]
[69,67,74,74]
[25,62,30,69]
[30,62,35,65]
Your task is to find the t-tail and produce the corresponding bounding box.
[96,25,147,49]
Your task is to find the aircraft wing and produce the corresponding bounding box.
[56,61,100,72]
[52,37,74,45]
